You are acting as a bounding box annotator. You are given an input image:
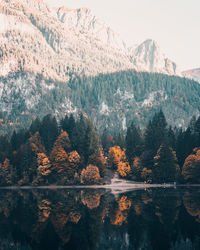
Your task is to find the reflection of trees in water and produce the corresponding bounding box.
[0,189,199,249]
[183,190,200,223]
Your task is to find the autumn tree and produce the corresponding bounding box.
[33,153,52,185]
[108,146,131,178]
[50,131,81,184]
[182,148,200,183]
[132,156,143,180]
[117,162,131,177]
[141,168,152,183]
[108,146,126,171]
[81,165,101,184]
[18,132,46,185]
[0,158,16,185]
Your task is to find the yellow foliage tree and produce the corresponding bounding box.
[117,162,131,177]
[32,153,52,185]
[108,146,130,178]
[108,146,126,170]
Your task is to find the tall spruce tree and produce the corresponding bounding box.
[145,110,168,154]
[153,144,178,183]
[125,122,142,164]
[39,115,59,153]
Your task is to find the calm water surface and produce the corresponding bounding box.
[0,187,200,250]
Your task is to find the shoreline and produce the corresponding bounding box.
[0,183,199,190]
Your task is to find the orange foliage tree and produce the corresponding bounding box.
[132,156,143,180]
[117,162,131,177]
[0,158,15,185]
[81,164,101,184]
[182,148,200,183]
[33,153,52,185]
[108,146,131,178]
[141,168,152,183]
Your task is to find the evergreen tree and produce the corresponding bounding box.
[30,117,41,134]
[39,115,59,153]
[125,122,143,164]
[153,144,179,183]
[168,126,176,150]
[145,110,168,154]
[176,128,196,168]
[84,119,100,165]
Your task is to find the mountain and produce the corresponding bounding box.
[182,68,200,83]
[0,0,180,79]
[130,39,180,75]
[0,0,199,135]
[1,69,200,135]
[56,6,127,51]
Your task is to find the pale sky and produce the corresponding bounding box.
[45,0,200,71]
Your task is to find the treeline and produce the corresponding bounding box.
[103,110,200,184]
[0,111,200,185]
[0,114,106,186]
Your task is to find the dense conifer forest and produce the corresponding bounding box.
[1,70,200,135]
[0,110,200,186]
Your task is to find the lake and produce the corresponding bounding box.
[0,187,200,250]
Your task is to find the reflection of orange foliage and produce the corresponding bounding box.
[118,196,131,211]
[38,199,51,222]
[52,212,69,229]
[117,162,131,177]
[141,193,152,204]
[111,210,127,226]
[183,191,200,222]
[81,191,101,209]
[133,203,142,215]
[69,211,81,224]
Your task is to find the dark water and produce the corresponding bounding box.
[0,187,200,250]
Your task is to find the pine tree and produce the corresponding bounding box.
[153,144,179,183]
[145,110,168,154]
[30,117,41,134]
[126,122,142,164]
[39,115,59,153]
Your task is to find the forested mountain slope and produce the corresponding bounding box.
[1,70,199,134]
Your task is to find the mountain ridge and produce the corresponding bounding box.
[0,0,180,79]
[0,0,200,135]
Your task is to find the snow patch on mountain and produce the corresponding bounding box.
[99,102,110,115]
[142,91,167,107]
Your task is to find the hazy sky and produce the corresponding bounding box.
[45,0,200,71]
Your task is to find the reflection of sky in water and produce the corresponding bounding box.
[0,188,199,250]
